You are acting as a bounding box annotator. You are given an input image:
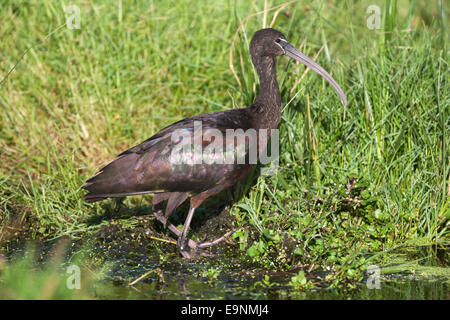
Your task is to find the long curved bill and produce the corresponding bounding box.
[279,40,347,106]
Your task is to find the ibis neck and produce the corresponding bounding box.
[252,55,281,129]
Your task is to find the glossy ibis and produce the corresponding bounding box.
[83,28,347,258]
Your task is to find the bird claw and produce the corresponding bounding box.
[178,229,236,258]
[180,250,192,259]
[196,228,237,249]
[180,248,213,259]
[152,208,236,258]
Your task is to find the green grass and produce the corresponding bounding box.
[0,243,98,299]
[0,0,449,290]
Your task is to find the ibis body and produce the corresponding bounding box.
[83,28,347,258]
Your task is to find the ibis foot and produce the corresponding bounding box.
[152,208,236,258]
[196,228,236,249]
[152,209,197,250]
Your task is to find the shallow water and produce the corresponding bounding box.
[2,216,448,300]
[95,277,449,300]
[89,243,449,300]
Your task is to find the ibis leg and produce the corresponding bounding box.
[178,206,196,252]
[152,204,236,257]
[152,206,197,250]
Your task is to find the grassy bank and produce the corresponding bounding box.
[0,0,448,291]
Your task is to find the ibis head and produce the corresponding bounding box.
[250,28,347,106]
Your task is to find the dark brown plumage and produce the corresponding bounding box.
[83,28,347,258]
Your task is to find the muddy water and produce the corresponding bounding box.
[3,238,449,300]
[93,255,449,300]
[80,214,449,300]
[2,213,449,300]
[88,239,449,299]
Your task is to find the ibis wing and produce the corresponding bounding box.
[83,109,255,202]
